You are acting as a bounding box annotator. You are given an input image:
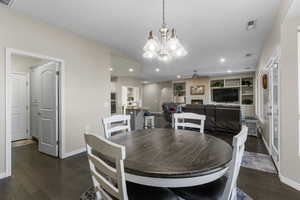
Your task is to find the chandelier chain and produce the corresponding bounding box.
[163,0,165,25]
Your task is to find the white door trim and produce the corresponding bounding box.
[5,48,67,178]
[279,174,300,192]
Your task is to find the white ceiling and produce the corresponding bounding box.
[11,0,280,82]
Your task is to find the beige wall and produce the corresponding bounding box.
[280,15,300,185]
[256,0,300,186]
[256,0,293,147]
[143,82,172,112]
[0,7,112,175]
[257,0,293,72]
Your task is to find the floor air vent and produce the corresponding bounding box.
[0,0,14,7]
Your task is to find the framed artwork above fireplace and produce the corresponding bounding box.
[190,85,205,95]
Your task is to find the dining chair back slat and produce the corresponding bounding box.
[102,115,131,138]
[222,125,248,200]
[85,134,128,200]
[174,112,206,133]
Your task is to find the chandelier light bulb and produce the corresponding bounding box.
[149,44,156,51]
[176,49,183,56]
[179,49,187,57]
[143,51,155,59]
[143,39,159,52]
[170,44,177,50]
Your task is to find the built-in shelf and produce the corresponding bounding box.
[173,82,186,103]
[210,77,255,105]
[211,86,240,89]
[210,80,224,88]
[225,78,240,87]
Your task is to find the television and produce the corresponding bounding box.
[212,88,239,103]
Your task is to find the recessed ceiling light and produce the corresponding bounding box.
[227,70,232,73]
[247,20,257,30]
[220,58,226,63]
[129,68,134,72]
[155,68,160,72]
[177,75,181,79]
[109,67,113,71]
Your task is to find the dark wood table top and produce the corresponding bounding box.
[110,128,232,178]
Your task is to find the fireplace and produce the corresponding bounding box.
[191,99,203,105]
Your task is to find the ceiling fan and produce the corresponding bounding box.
[190,70,201,79]
[183,70,201,78]
[179,70,201,79]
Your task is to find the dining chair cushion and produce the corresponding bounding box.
[170,176,227,200]
[127,182,179,200]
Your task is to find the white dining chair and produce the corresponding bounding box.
[171,125,248,200]
[102,115,131,138]
[144,115,155,129]
[173,112,206,133]
[84,133,179,200]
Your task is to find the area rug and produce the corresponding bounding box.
[241,151,277,174]
[12,139,36,147]
[80,187,252,200]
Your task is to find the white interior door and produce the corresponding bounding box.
[10,73,28,141]
[38,62,59,157]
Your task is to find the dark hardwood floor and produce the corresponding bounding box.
[1,114,300,200]
[0,144,92,200]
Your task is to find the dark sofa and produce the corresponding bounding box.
[182,104,241,134]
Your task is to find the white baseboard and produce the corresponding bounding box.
[279,174,300,191]
[261,135,271,155]
[61,148,86,159]
[0,172,8,180]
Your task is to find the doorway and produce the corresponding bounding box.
[5,48,66,177]
[262,54,280,169]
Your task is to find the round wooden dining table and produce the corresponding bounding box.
[110,128,232,188]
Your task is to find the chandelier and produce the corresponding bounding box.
[143,0,187,62]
